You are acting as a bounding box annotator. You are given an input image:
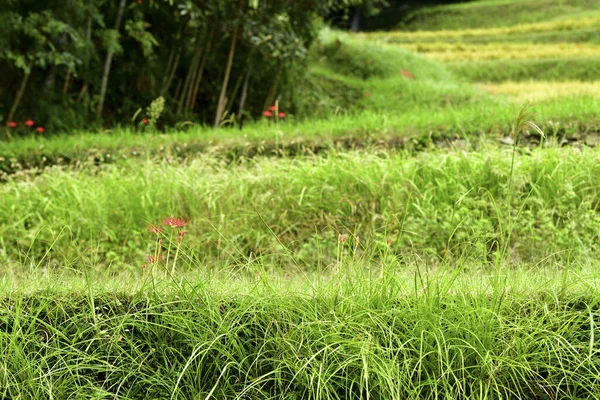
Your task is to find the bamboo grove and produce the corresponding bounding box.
[0,0,380,133]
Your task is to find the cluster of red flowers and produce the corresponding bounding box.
[262,105,286,119]
[401,69,414,79]
[6,119,45,133]
[144,217,188,270]
[163,217,187,228]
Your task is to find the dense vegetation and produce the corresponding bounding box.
[2,0,600,398]
[1,0,385,133]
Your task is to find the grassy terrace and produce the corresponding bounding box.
[3,147,600,269]
[2,0,600,398]
[1,265,599,399]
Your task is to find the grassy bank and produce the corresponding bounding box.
[4,97,600,179]
[3,146,600,270]
[1,264,599,399]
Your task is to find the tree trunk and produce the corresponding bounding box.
[160,48,181,97]
[8,60,34,122]
[214,25,239,129]
[237,69,251,129]
[77,84,88,103]
[187,24,216,113]
[63,68,72,94]
[262,60,284,112]
[43,64,57,94]
[224,72,244,117]
[350,7,361,32]
[161,47,176,91]
[78,13,93,105]
[96,0,127,117]
[173,78,183,102]
[177,29,203,115]
[160,16,189,97]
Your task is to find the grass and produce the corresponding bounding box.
[3,96,600,179]
[4,146,600,270]
[1,262,599,399]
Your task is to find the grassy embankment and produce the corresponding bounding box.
[2,0,600,398]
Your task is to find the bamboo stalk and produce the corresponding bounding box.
[7,60,34,122]
[97,0,127,117]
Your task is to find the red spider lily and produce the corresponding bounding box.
[148,224,164,235]
[278,112,286,118]
[338,234,347,244]
[147,255,161,264]
[142,118,149,125]
[401,69,414,79]
[36,127,45,133]
[263,110,273,117]
[137,0,142,3]
[177,231,186,242]
[7,121,17,128]
[163,217,187,228]
[364,92,371,97]
[269,105,277,111]
[24,120,35,127]
[386,239,392,246]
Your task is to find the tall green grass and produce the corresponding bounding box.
[4,146,600,270]
[1,263,599,399]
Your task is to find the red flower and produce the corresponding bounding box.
[263,111,273,117]
[177,231,186,242]
[386,239,392,246]
[364,92,371,97]
[148,224,164,235]
[24,120,35,127]
[137,0,142,3]
[163,217,187,228]
[339,234,347,244]
[147,254,162,264]
[269,105,277,111]
[36,127,45,133]
[278,112,286,118]
[7,121,17,128]
[401,69,414,79]
[142,118,149,125]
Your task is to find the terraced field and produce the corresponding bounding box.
[2,1,600,398]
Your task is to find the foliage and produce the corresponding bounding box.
[0,0,361,133]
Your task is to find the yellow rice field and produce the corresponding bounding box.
[365,15,600,42]
[483,80,600,102]
[401,42,600,61]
